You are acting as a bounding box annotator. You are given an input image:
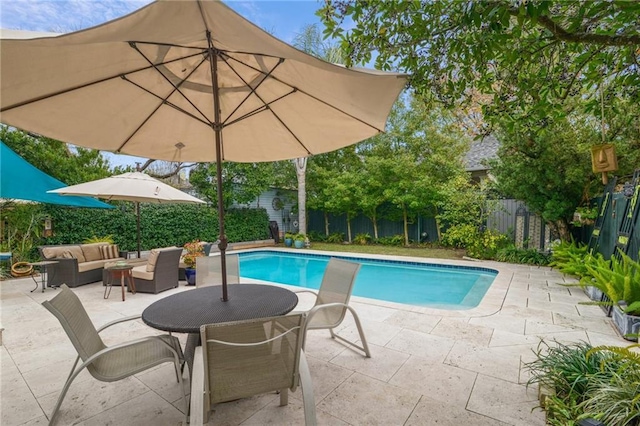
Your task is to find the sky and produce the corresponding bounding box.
[0,0,327,167]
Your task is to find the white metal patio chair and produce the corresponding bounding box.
[195,253,240,288]
[190,313,316,425]
[42,285,187,425]
[297,257,371,357]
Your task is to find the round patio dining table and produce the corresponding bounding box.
[141,284,299,374]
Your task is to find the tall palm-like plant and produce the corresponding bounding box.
[292,24,346,236]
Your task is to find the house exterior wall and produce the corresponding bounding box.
[234,188,298,237]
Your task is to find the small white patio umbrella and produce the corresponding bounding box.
[49,172,205,257]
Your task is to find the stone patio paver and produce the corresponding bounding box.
[0,250,631,425]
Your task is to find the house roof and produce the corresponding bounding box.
[464,135,501,172]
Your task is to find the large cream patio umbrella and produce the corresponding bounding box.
[49,172,205,258]
[0,0,408,301]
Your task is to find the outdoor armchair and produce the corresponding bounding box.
[297,258,371,357]
[131,246,182,293]
[42,285,187,425]
[195,253,240,288]
[190,313,316,425]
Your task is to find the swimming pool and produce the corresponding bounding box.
[238,251,497,309]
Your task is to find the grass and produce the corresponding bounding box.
[287,242,466,260]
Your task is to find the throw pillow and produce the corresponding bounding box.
[146,249,160,273]
[61,250,75,259]
[100,244,119,259]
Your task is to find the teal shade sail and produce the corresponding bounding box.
[0,141,113,209]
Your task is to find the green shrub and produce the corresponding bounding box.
[307,230,326,242]
[525,341,640,426]
[583,250,640,316]
[496,245,551,265]
[353,233,371,245]
[375,235,404,246]
[549,240,594,278]
[326,232,345,244]
[42,204,269,251]
[83,235,114,244]
[441,224,477,249]
[442,225,509,260]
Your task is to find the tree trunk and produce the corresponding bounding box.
[294,157,308,235]
[372,212,379,240]
[324,211,329,236]
[403,206,409,246]
[433,206,442,241]
[347,213,352,243]
[553,219,572,241]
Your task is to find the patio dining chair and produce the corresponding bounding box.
[297,258,371,357]
[195,254,240,288]
[190,313,316,425]
[42,285,187,425]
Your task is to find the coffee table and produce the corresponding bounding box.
[142,284,298,373]
[104,264,136,301]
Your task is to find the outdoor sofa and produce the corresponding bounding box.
[38,242,125,288]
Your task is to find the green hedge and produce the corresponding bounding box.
[43,203,270,251]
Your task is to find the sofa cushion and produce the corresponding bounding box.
[146,246,178,272]
[66,246,86,263]
[146,249,161,273]
[42,246,84,262]
[81,243,107,262]
[132,265,154,280]
[100,244,119,259]
[78,259,109,273]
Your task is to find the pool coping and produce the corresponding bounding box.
[225,247,514,318]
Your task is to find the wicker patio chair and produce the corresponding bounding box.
[195,254,240,288]
[297,258,371,357]
[190,313,316,425]
[42,285,187,425]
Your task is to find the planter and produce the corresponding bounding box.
[284,238,293,247]
[584,286,603,301]
[11,262,33,277]
[294,240,305,249]
[184,268,196,286]
[611,304,640,341]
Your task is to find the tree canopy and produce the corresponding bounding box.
[319,1,640,127]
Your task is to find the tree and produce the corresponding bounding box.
[189,162,275,210]
[360,96,469,245]
[319,1,640,127]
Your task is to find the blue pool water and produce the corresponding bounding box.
[238,251,497,309]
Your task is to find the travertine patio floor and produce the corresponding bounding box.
[0,249,629,425]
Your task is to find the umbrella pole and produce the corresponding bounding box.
[208,31,229,301]
[136,201,141,259]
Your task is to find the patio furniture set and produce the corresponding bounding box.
[40,257,369,425]
[36,242,214,296]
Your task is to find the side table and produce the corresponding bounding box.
[104,264,136,301]
[28,260,59,293]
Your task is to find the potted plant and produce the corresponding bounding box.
[284,232,294,247]
[583,250,640,340]
[183,240,205,285]
[294,234,306,249]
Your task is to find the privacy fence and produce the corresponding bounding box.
[308,194,640,261]
[307,199,551,248]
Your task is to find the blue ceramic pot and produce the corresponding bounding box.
[185,268,196,286]
[284,238,293,247]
